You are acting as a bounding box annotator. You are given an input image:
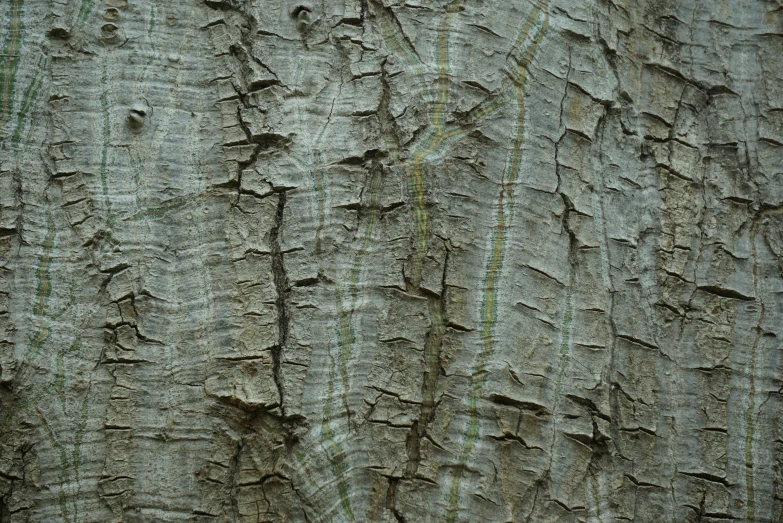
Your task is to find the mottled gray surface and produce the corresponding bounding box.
[2,0,783,521]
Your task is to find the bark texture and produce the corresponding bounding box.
[2,0,783,521]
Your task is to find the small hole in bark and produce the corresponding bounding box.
[127,101,151,130]
[101,23,119,40]
[103,8,120,20]
[47,26,71,39]
[290,4,313,18]
[290,4,314,32]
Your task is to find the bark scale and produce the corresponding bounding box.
[1,0,782,521]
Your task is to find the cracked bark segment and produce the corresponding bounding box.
[2,0,783,521]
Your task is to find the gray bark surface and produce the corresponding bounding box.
[1,0,783,521]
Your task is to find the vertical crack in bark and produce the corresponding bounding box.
[550,43,575,431]
[321,342,355,520]
[379,60,402,162]
[385,477,408,523]
[405,0,464,288]
[592,110,624,460]
[391,0,470,488]
[554,193,577,399]
[543,189,577,503]
[227,438,243,522]
[0,493,6,523]
[270,192,290,418]
[368,0,424,66]
[405,247,449,478]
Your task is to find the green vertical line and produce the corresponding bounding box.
[554,292,573,399]
[54,339,79,416]
[28,213,56,358]
[72,375,90,522]
[743,211,777,521]
[55,347,67,414]
[128,147,143,187]
[37,409,72,523]
[11,60,44,147]
[318,173,384,519]
[321,342,355,521]
[289,62,357,519]
[407,0,464,287]
[311,142,328,255]
[745,310,761,521]
[148,5,155,36]
[76,0,94,26]
[136,6,157,98]
[299,88,334,260]
[348,171,383,308]
[333,168,384,415]
[446,4,549,520]
[334,291,356,426]
[373,4,426,78]
[0,340,80,436]
[100,62,114,228]
[0,0,23,125]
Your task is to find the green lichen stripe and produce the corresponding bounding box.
[11,62,43,147]
[446,3,549,520]
[407,1,464,286]
[555,291,573,398]
[37,408,72,523]
[745,330,758,521]
[0,0,23,124]
[324,170,384,520]
[100,62,113,227]
[28,213,56,358]
[76,0,94,26]
[321,344,355,521]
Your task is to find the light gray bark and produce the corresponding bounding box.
[1,0,783,521]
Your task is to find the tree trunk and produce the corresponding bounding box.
[1,0,782,521]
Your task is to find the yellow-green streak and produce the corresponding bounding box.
[135,6,157,99]
[373,3,425,72]
[76,0,93,26]
[55,349,67,414]
[53,339,80,416]
[147,5,155,36]
[554,292,573,398]
[334,293,355,422]
[745,329,759,521]
[446,4,548,520]
[100,62,113,228]
[326,169,383,515]
[0,0,23,125]
[321,344,355,520]
[407,1,464,286]
[0,341,81,437]
[291,65,357,520]
[10,59,43,147]
[123,196,188,222]
[310,123,331,256]
[742,211,778,521]
[27,213,56,358]
[71,378,90,521]
[37,409,72,523]
[0,345,78,435]
[337,170,382,329]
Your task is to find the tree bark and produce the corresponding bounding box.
[1,0,783,521]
